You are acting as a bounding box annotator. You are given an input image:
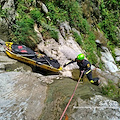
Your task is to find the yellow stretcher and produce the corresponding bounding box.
[5,42,62,73]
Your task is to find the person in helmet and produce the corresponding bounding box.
[63,53,100,85]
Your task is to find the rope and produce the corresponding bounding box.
[59,70,84,120]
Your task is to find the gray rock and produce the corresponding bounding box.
[115,47,120,62]
[0,0,16,41]
[41,2,48,13]
[116,56,120,62]
[72,95,120,120]
[0,39,5,45]
[101,46,119,72]
[0,72,47,120]
[115,47,120,56]
[0,63,5,70]
[59,21,71,37]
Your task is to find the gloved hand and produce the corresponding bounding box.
[63,64,67,67]
[81,70,85,74]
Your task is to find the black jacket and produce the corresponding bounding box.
[65,58,91,73]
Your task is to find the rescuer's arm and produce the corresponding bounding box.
[63,59,76,67]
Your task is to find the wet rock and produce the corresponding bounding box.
[72,95,120,120]
[0,72,47,120]
[38,74,62,84]
[96,68,120,84]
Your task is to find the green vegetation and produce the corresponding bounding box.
[11,15,38,48]
[10,0,59,48]
[30,9,44,24]
[102,80,120,99]
[46,2,68,25]
[73,32,82,45]
[99,0,120,45]
[10,1,38,48]
[46,0,90,34]
[83,32,97,64]
[1,0,119,65]
[0,7,8,18]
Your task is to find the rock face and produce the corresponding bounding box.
[37,23,120,76]
[0,72,47,120]
[0,1,120,119]
[72,95,120,120]
[0,0,16,41]
[37,34,84,77]
[1,0,15,24]
[115,47,120,62]
[95,40,119,73]
[0,40,63,120]
[101,46,119,72]
[36,21,85,77]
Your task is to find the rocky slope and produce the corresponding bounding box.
[0,38,120,120]
[0,0,120,120]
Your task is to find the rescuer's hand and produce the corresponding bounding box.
[63,64,67,67]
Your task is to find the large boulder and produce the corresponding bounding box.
[100,46,119,72]
[96,40,119,73]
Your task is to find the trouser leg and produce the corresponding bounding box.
[86,71,100,85]
[86,71,95,83]
[86,71,93,81]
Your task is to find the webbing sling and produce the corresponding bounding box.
[59,71,84,120]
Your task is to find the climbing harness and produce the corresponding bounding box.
[59,71,84,120]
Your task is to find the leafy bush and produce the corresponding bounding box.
[30,9,43,24]
[83,32,97,64]
[46,2,68,25]
[45,0,90,34]
[50,30,58,41]
[11,14,37,48]
[73,32,82,45]
[0,7,8,18]
[40,21,58,41]
[99,0,120,45]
